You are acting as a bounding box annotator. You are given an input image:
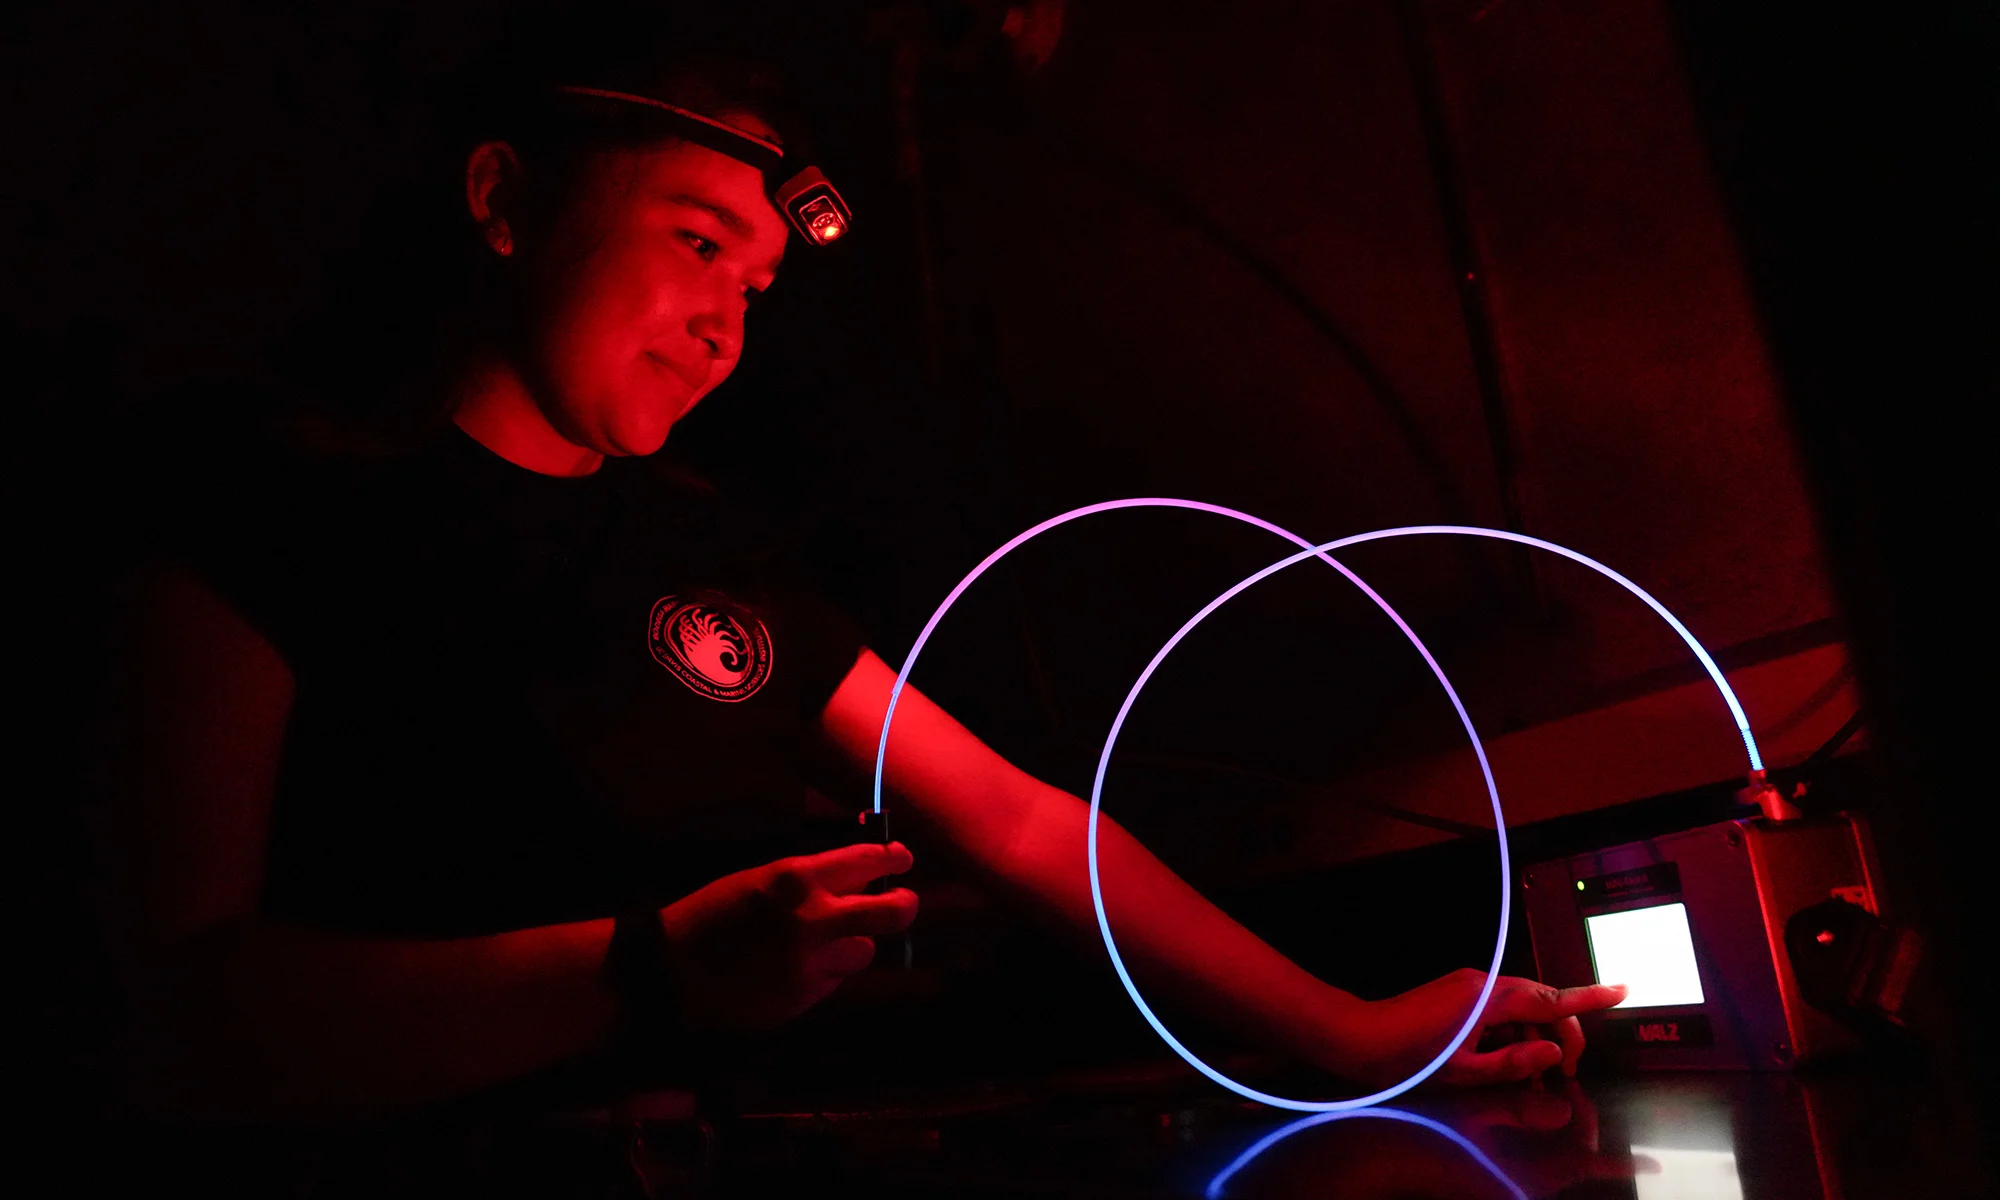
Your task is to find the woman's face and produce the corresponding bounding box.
[513,132,789,459]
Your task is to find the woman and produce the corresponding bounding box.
[100,11,1622,1117]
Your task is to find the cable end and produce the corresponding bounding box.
[1739,768,1804,822]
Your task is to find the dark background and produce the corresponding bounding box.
[8,0,1990,1167]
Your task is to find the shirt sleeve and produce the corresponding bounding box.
[159,447,325,667]
[775,564,869,722]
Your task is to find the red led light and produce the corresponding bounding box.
[808,211,846,244]
[1816,929,1835,945]
[775,168,852,248]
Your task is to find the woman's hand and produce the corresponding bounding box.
[1344,968,1627,1088]
[657,841,919,1031]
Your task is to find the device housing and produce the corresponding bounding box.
[1524,814,1884,1070]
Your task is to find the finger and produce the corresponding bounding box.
[809,934,878,979]
[1552,1014,1585,1077]
[1484,981,1626,1025]
[810,888,919,939]
[1450,1038,1563,1086]
[803,841,916,895]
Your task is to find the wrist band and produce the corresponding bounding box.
[603,907,677,1062]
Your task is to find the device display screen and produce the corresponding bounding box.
[1585,901,1706,1008]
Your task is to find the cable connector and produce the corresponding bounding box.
[1738,768,1804,822]
[856,808,913,969]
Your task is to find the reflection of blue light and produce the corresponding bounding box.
[1204,1107,1530,1200]
[872,503,1764,1114]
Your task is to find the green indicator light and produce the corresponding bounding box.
[1576,880,1586,891]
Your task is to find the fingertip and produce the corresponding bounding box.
[883,888,920,931]
[1491,1039,1562,1082]
[824,935,877,975]
[1527,1040,1563,1074]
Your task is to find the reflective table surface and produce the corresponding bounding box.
[118,1063,1987,1197]
[590,1065,1986,1198]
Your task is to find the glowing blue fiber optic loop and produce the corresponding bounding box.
[1088,523,1763,1111]
[873,500,1506,1111]
[1203,1107,1529,1200]
[873,504,1763,1116]
[1091,523,1763,1110]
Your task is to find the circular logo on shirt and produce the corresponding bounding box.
[647,593,774,703]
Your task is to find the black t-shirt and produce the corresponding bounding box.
[176,428,866,938]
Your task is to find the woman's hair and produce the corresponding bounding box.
[273,1,796,451]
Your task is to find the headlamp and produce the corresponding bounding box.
[773,167,851,245]
[551,86,852,246]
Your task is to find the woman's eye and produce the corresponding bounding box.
[682,232,720,262]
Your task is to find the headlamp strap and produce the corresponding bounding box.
[547,85,851,245]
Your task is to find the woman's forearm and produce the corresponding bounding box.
[980,783,1372,1076]
[821,653,1371,1074]
[128,915,620,1117]
[830,659,1589,1090]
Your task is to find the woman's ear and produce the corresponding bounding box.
[465,140,523,257]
